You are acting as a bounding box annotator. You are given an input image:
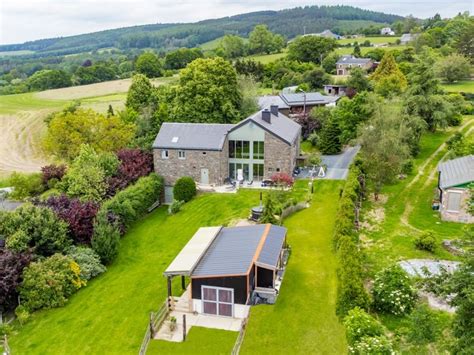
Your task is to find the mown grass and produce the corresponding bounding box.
[240,180,346,354]
[0,92,66,114]
[337,36,401,45]
[245,51,287,64]
[10,191,261,354]
[334,45,408,56]
[441,80,474,94]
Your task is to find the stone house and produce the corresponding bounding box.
[336,55,373,76]
[438,155,474,223]
[153,106,301,186]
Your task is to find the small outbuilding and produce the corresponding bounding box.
[164,224,288,318]
[438,155,474,223]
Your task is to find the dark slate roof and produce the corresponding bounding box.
[231,109,301,145]
[152,122,234,151]
[279,92,339,106]
[438,155,474,189]
[257,95,290,109]
[336,55,372,65]
[257,225,286,269]
[191,224,288,277]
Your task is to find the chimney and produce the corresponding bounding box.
[262,109,271,123]
[270,105,279,116]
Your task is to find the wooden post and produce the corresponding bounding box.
[182,314,187,341]
[181,275,185,290]
[167,276,172,310]
[149,312,155,338]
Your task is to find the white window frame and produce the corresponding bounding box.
[446,190,463,213]
[201,285,234,317]
[161,150,169,159]
[178,150,186,160]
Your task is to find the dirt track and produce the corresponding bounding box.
[0,110,51,177]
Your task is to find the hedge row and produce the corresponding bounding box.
[335,164,370,318]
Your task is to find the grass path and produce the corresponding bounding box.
[240,180,346,354]
[9,191,261,354]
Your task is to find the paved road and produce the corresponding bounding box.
[297,146,360,180]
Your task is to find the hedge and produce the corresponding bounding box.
[100,173,164,228]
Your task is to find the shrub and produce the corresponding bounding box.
[2,204,71,256]
[34,195,99,245]
[372,264,418,315]
[101,173,163,228]
[344,307,385,345]
[349,335,394,355]
[260,193,279,224]
[19,254,85,312]
[91,211,121,265]
[67,246,106,280]
[0,249,31,312]
[407,304,441,344]
[9,172,45,200]
[41,164,67,187]
[414,231,436,252]
[401,160,413,175]
[15,304,31,325]
[169,200,185,214]
[0,323,13,336]
[270,173,294,187]
[173,177,196,202]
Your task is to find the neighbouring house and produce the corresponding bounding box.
[323,84,348,96]
[400,33,419,45]
[437,155,474,223]
[258,92,339,117]
[164,224,288,318]
[380,27,395,35]
[288,29,341,43]
[336,55,373,75]
[153,106,302,186]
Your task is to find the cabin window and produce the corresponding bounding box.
[161,150,169,159]
[178,150,186,159]
[447,191,462,212]
[201,286,233,317]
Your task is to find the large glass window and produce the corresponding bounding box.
[253,164,264,180]
[253,141,264,160]
[228,141,235,158]
[229,140,250,159]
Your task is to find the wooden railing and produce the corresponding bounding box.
[231,316,249,355]
[138,301,169,355]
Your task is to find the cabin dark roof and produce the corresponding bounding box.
[438,155,474,189]
[231,109,301,145]
[152,122,234,151]
[191,224,287,277]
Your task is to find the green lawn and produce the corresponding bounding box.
[245,52,287,64]
[240,180,346,354]
[441,80,474,94]
[9,191,261,354]
[0,92,66,114]
[337,36,401,45]
[335,45,407,56]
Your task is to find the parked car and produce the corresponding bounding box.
[293,167,301,176]
[261,179,274,187]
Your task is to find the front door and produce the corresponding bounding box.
[201,286,234,317]
[200,169,209,185]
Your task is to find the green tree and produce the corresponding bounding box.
[237,75,259,118]
[91,210,121,265]
[260,193,278,224]
[455,20,474,61]
[164,48,203,69]
[135,52,163,78]
[303,67,332,90]
[218,35,246,58]
[371,51,407,97]
[352,43,361,57]
[403,55,454,131]
[288,36,337,64]
[318,117,342,154]
[435,54,471,83]
[173,57,241,123]
[126,74,154,111]
[28,69,72,91]
[346,67,371,93]
[248,24,285,54]
[321,52,340,74]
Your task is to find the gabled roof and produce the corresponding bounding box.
[279,92,339,106]
[257,95,290,109]
[336,55,372,65]
[191,224,287,277]
[230,109,301,145]
[152,122,234,151]
[438,155,474,189]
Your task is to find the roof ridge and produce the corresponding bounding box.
[247,224,271,274]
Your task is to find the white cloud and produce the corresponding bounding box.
[0,0,472,44]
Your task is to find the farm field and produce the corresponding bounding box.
[337,36,401,45]
[441,80,474,94]
[335,44,407,55]
[200,36,248,51]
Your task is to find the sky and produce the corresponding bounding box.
[1,0,473,45]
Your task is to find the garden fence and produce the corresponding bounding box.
[231,315,249,355]
[2,335,10,355]
[138,300,168,355]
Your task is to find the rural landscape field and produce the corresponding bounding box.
[0,2,473,355]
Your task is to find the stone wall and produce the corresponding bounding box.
[153,146,228,186]
[440,188,474,223]
[264,132,299,178]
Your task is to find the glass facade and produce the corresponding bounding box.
[228,140,265,181]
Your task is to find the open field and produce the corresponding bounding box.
[335,44,407,56]
[245,51,287,64]
[441,80,474,94]
[200,36,248,51]
[337,36,401,45]
[0,50,35,57]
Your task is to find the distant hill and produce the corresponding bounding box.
[0,5,403,57]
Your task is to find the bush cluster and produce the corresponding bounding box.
[334,165,370,317]
[9,172,45,200]
[169,200,185,214]
[414,231,437,252]
[270,172,294,187]
[173,177,196,202]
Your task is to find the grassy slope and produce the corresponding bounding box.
[0,93,66,114]
[441,80,474,94]
[200,36,248,51]
[337,36,401,45]
[241,180,346,354]
[10,191,260,354]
